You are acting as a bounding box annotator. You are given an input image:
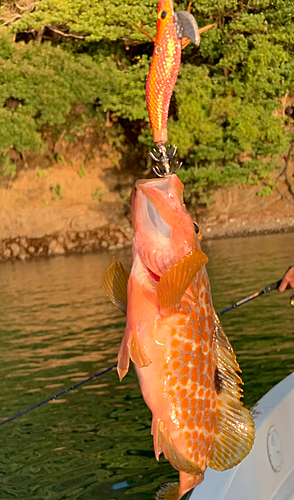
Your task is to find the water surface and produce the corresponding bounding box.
[0,232,293,499]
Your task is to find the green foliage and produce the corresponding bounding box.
[78,167,86,178]
[50,183,63,200]
[0,155,17,178]
[92,187,105,201]
[37,169,48,178]
[0,0,294,202]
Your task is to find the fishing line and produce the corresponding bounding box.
[0,364,116,427]
[0,276,287,427]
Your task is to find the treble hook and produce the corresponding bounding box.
[148,144,182,177]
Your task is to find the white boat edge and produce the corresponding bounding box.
[189,371,294,500]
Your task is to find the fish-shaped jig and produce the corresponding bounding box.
[138,0,213,175]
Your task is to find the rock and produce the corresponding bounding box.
[78,232,85,239]
[67,231,76,241]
[3,248,11,258]
[28,246,35,254]
[19,251,28,261]
[101,240,108,248]
[20,237,28,249]
[10,242,21,257]
[48,240,65,255]
[65,241,77,251]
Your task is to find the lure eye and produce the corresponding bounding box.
[161,10,167,19]
[156,46,162,54]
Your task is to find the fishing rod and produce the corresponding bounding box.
[0,364,116,427]
[0,277,289,427]
[217,279,282,316]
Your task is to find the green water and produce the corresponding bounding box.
[0,232,293,499]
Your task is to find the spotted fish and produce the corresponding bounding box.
[102,175,255,500]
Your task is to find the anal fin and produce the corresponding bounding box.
[157,248,208,309]
[155,419,203,476]
[102,257,129,314]
[208,312,255,471]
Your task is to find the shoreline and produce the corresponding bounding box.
[1,217,293,263]
[1,159,293,262]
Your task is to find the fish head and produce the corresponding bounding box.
[156,0,175,40]
[131,174,199,277]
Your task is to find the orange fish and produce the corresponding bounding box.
[102,175,255,500]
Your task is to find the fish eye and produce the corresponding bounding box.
[156,46,162,54]
[161,10,167,18]
[193,222,200,234]
[193,221,203,241]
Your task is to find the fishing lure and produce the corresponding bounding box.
[136,0,214,175]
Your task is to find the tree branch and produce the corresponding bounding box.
[47,25,86,39]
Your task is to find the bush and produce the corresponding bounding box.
[0,0,293,202]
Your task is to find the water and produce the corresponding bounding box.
[0,233,293,499]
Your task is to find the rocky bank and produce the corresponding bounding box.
[0,155,293,262]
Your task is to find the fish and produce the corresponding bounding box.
[102,174,255,500]
[145,0,200,148]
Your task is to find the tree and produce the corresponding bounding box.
[0,0,293,201]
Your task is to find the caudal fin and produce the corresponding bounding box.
[156,483,180,500]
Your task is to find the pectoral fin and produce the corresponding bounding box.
[118,325,151,381]
[129,330,151,369]
[208,312,255,471]
[157,248,208,309]
[117,334,130,381]
[101,257,129,314]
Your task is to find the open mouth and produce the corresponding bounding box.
[146,199,170,239]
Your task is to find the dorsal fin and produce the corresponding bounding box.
[101,257,129,314]
[157,248,208,309]
[208,312,255,471]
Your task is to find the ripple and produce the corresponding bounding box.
[0,235,293,499]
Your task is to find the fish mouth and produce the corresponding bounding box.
[133,176,196,278]
[136,178,174,276]
[137,178,172,240]
[145,198,171,239]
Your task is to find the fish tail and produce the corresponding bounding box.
[156,482,180,500]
